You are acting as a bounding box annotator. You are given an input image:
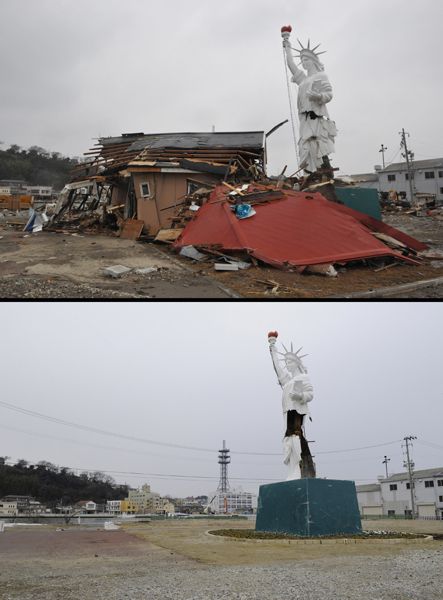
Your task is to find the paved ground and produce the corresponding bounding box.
[0,519,442,599]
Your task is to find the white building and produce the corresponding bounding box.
[357,467,443,519]
[25,185,54,199]
[377,158,443,204]
[208,489,257,515]
[0,501,18,516]
[106,500,122,514]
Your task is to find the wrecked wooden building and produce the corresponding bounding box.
[63,131,266,236]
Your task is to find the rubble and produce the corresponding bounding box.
[102,265,132,278]
[173,183,427,275]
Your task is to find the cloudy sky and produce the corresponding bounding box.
[0,0,441,176]
[1,301,442,498]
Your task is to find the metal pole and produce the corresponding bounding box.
[382,455,390,478]
[379,144,388,169]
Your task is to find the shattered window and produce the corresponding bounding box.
[187,180,202,195]
[140,182,151,198]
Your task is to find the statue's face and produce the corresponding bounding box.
[301,55,314,71]
[285,357,300,374]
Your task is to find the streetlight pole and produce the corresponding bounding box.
[382,455,390,479]
[379,144,388,169]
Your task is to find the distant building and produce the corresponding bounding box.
[345,158,443,206]
[76,500,98,514]
[1,495,33,514]
[208,489,257,515]
[125,483,175,515]
[0,500,18,516]
[377,158,443,204]
[106,500,122,514]
[356,467,443,519]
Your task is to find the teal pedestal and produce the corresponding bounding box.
[255,479,362,537]
[335,187,382,221]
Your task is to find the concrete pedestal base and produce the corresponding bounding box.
[255,479,362,537]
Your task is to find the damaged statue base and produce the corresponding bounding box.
[255,479,362,537]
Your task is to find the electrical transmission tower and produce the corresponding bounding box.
[217,440,231,493]
[402,435,417,518]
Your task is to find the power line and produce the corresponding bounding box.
[0,400,216,454]
[0,400,404,458]
[3,456,381,486]
[416,439,443,451]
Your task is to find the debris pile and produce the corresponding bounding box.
[172,183,428,276]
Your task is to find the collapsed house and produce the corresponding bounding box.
[173,183,428,272]
[46,128,433,278]
[54,131,266,235]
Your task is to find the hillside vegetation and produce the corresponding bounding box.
[0,144,79,191]
[0,458,128,508]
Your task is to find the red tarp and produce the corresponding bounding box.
[174,186,426,268]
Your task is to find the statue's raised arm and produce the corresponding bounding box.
[280,24,337,175]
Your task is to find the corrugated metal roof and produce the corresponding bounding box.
[128,131,265,152]
[381,158,443,173]
[174,186,426,268]
[381,467,443,482]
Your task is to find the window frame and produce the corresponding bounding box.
[387,174,396,182]
[425,171,435,180]
[140,181,151,199]
[389,484,398,491]
[424,480,435,488]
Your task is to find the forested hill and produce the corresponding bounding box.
[0,145,79,191]
[0,458,128,508]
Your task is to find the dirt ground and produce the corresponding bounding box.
[0,519,442,600]
[0,228,233,299]
[1,212,443,299]
[122,517,443,566]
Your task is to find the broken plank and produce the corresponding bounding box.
[119,219,145,240]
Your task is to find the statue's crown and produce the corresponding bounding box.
[277,342,308,371]
[294,39,327,61]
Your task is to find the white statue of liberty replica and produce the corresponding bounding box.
[268,331,316,480]
[281,24,337,178]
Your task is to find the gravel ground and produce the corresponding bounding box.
[1,547,441,600]
[1,525,442,600]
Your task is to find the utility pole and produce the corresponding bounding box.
[399,129,415,205]
[403,435,417,518]
[379,144,388,169]
[382,455,391,478]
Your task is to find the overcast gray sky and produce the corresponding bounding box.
[1,302,442,498]
[0,0,442,176]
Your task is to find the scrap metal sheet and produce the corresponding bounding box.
[174,187,423,268]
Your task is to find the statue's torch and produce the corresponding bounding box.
[281,25,292,45]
